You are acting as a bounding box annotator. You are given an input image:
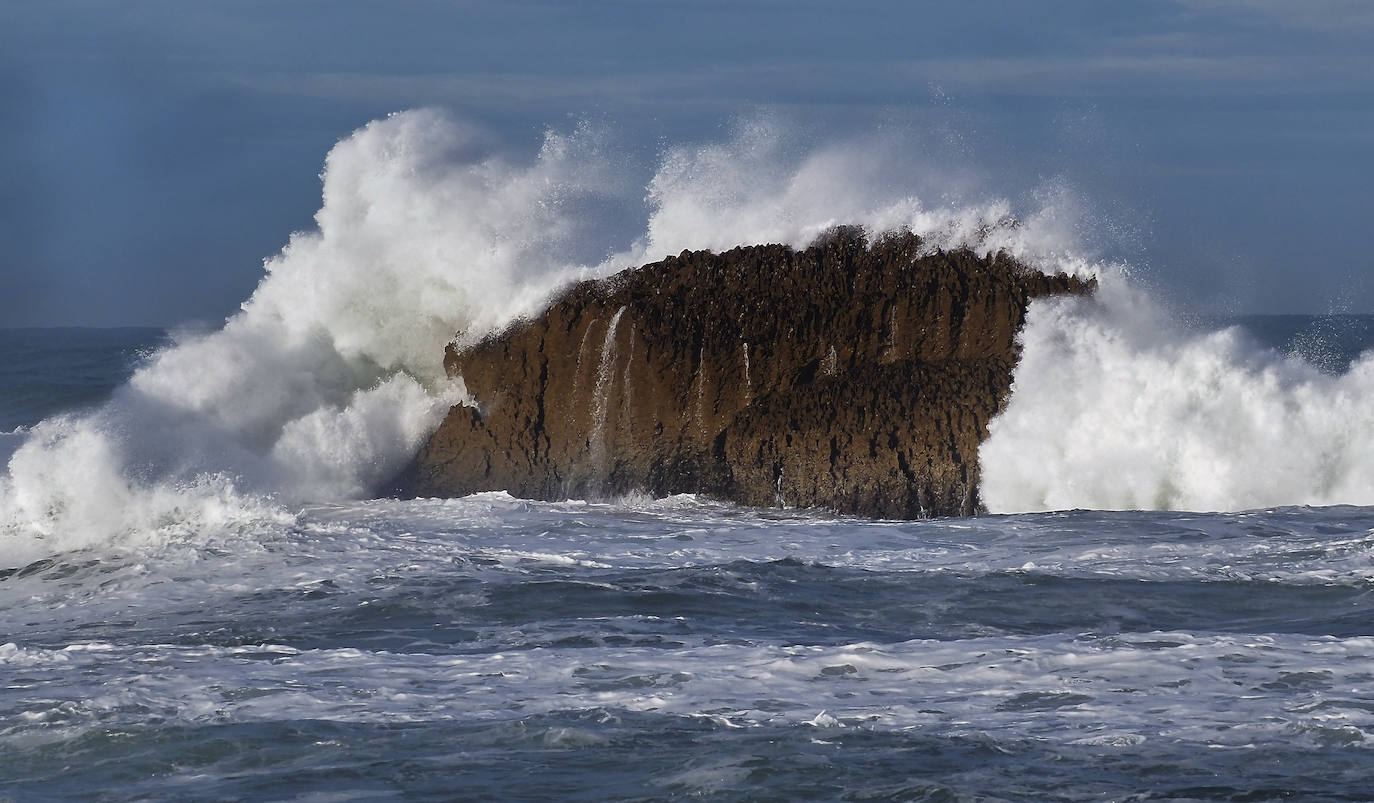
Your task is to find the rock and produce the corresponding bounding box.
[399,227,1093,517]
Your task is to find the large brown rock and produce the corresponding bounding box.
[401,227,1092,517]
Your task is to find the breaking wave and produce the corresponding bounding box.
[2,108,1371,563]
[979,285,1374,512]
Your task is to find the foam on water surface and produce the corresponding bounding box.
[4,495,1374,799]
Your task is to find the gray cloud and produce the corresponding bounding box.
[1172,0,1374,33]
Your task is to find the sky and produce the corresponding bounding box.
[1,0,1372,327]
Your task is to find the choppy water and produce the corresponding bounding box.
[4,322,1374,801]
[4,494,1374,801]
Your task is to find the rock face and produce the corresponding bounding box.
[402,227,1092,517]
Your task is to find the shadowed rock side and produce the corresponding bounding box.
[402,228,1093,517]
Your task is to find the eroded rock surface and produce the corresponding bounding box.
[401,227,1092,517]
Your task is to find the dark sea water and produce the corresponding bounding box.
[3,319,1374,801]
[0,328,167,433]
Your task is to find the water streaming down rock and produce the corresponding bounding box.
[401,227,1093,517]
[588,306,627,492]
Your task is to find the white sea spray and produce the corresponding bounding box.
[5,108,1374,566]
[0,111,1094,563]
[980,280,1374,512]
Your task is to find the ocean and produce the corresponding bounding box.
[5,111,1374,800]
